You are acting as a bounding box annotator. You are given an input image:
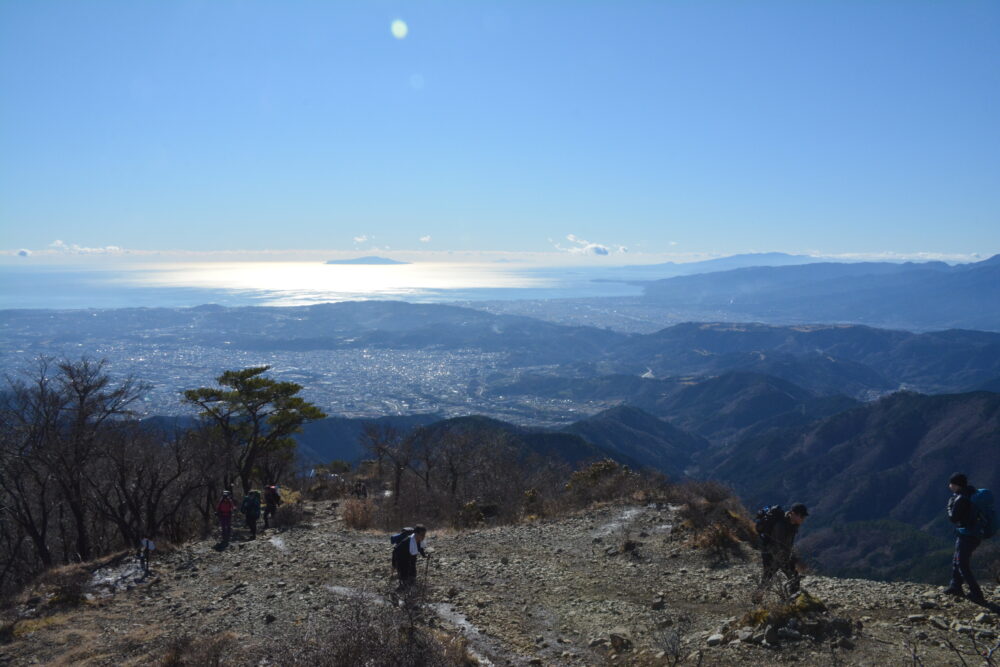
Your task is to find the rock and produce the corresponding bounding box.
[706,633,724,646]
[264,613,276,624]
[975,612,992,623]
[764,625,779,645]
[920,601,939,610]
[737,628,754,642]
[609,627,632,652]
[777,628,803,641]
[907,614,927,623]
[588,637,607,648]
[835,637,854,650]
[929,617,949,630]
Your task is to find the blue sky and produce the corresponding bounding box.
[1,1,998,263]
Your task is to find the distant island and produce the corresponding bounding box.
[325,256,410,265]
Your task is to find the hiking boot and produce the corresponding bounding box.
[941,586,964,597]
[967,592,987,605]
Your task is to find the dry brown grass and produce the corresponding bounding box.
[342,498,375,529]
[159,631,238,667]
[38,564,92,606]
[270,502,310,529]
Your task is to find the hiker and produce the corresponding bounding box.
[944,473,988,604]
[216,490,236,542]
[392,524,429,590]
[263,484,282,529]
[241,489,262,539]
[354,480,369,499]
[753,503,809,602]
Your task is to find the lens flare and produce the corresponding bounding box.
[391,19,408,39]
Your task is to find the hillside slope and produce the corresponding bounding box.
[3,501,997,666]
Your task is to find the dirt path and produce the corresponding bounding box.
[2,501,998,666]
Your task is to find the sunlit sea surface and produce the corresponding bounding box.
[0,262,643,309]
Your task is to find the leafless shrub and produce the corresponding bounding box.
[240,591,472,666]
[270,502,310,530]
[159,631,237,667]
[564,459,638,506]
[653,613,692,667]
[38,563,90,606]
[669,480,755,563]
[692,523,745,564]
[342,499,375,530]
[456,501,485,528]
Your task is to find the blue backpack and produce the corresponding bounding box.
[969,489,996,539]
[390,527,414,545]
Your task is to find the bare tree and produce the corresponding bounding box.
[359,423,412,505]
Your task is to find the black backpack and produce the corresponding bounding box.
[391,535,412,570]
[755,505,784,537]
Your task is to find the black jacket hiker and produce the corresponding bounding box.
[754,503,808,599]
[392,530,427,589]
[946,475,985,602]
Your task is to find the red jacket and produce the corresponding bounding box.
[217,497,236,516]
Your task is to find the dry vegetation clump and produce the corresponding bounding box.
[159,594,474,667]
[303,477,347,501]
[37,563,91,606]
[342,498,375,530]
[736,590,857,647]
[269,501,311,530]
[160,631,237,667]
[667,480,756,563]
[456,500,486,528]
[563,459,638,507]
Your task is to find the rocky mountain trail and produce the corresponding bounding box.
[2,500,999,665]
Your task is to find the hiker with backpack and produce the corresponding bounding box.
[241,489,262,539]
[944,473,994,605]
[263,484,282,530]
[752,503,809,602]
[216,490,236,542]
[391,524,429,590]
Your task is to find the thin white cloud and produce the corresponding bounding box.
[48,240,127,255]
[555,234,627,256]
[353,235,369,244]
[419,235,431,243]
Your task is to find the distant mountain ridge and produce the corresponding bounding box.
[640,254,1000,331]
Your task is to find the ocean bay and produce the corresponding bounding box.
[0,261,644,310]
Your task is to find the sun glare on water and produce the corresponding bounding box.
[127,262,545,306]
